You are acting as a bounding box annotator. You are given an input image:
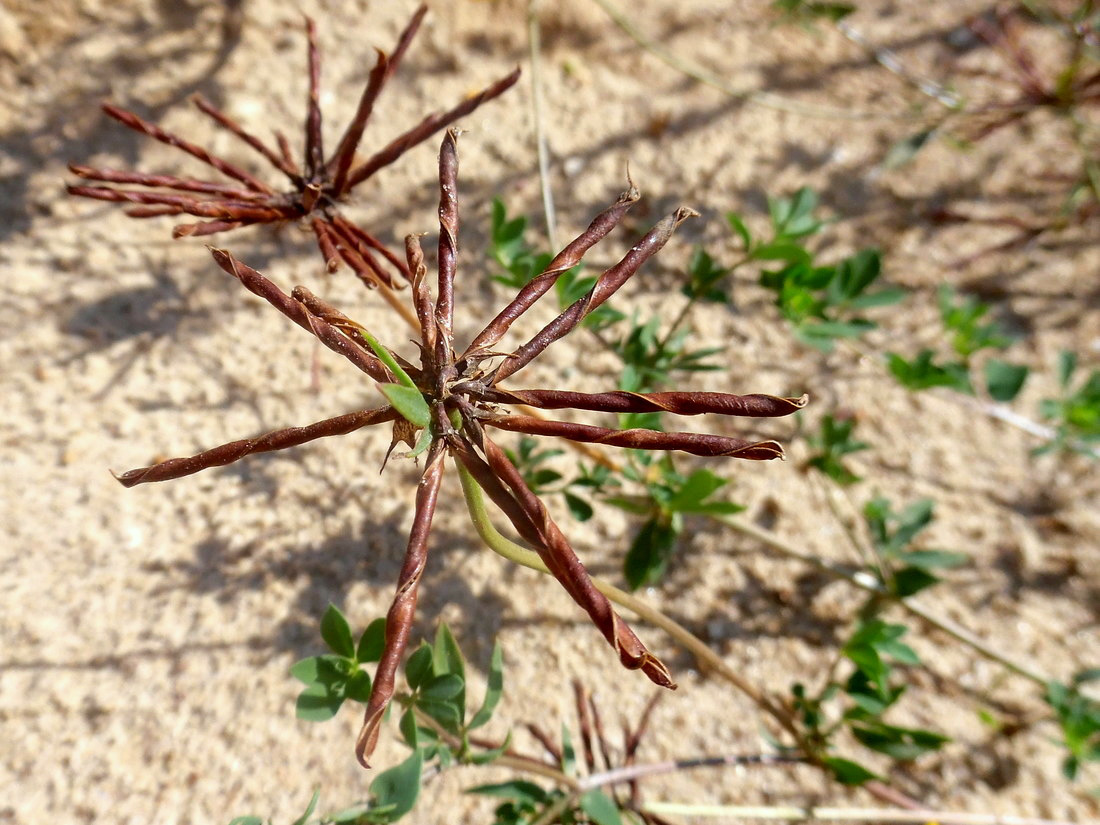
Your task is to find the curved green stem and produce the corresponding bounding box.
[456,460,800,739]
[458,461,935,809]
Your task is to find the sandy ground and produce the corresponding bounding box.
[1,1,1098,823]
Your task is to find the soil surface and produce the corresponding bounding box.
[1,1,1097,823]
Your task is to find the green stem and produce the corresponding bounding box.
[530,792,579,825]
[656,253,749,353]
[456,461,801,739]
[457,463,931,809]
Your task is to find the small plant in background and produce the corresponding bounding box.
[886,286,1030,400]
[1037,350,1100,455]
[67,4,519,303]
[804,412,869,485]
[604,458,745,589]
[1045,669,1100,782]
[787,498,964,783]
[792,619,949,785]
[730,188,905,351]
[241,611,506,824]
[862,497,968,598]
[917,3,1099,259]
[480,191,1098,814]
[264,609,809,825]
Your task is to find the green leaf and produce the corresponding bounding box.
[579,790,624,825]
[806,413,869,485]
[228,818,265,825]
[405,643,434,690]
[563,491,594,522]
[399,707,419,749]
[753,240,812,264]
[469,642,505,730]
[831,249,882,302]
[899,549,968,570]
[320,604,356,659]
[683,246,731,304]
[877,637,921,666]
[290,655,344,686]
[417,697,462,733]
[726,212,753,250]
[893,499,935,550]
[368,749,423,822]
[847,690,890,716]
[378,384,430,429]
[1045,678,1100,781]
[846,286,907,309]
[623,516,679,590]
[358,618,387,664]
[603,496,653,516]
[421,673,465,701]
[561,724,577,776]
[1074,668,1100,685]
[290,790,320,825]
[823,756,878,785]
[797,319,876,345]
[1057,350,1078,388]
[887,351,973,394]
[467,780,550,804]
[938,286,1012,357]
[850,722,949,760]
[346,669,373,703]
[295,682,344,722]
[891,566,941,597]
[769,187,821,238]
[356,326,414,385]
[985,360,1030,402]
[666,469,727,512]
[432,624,466,723]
